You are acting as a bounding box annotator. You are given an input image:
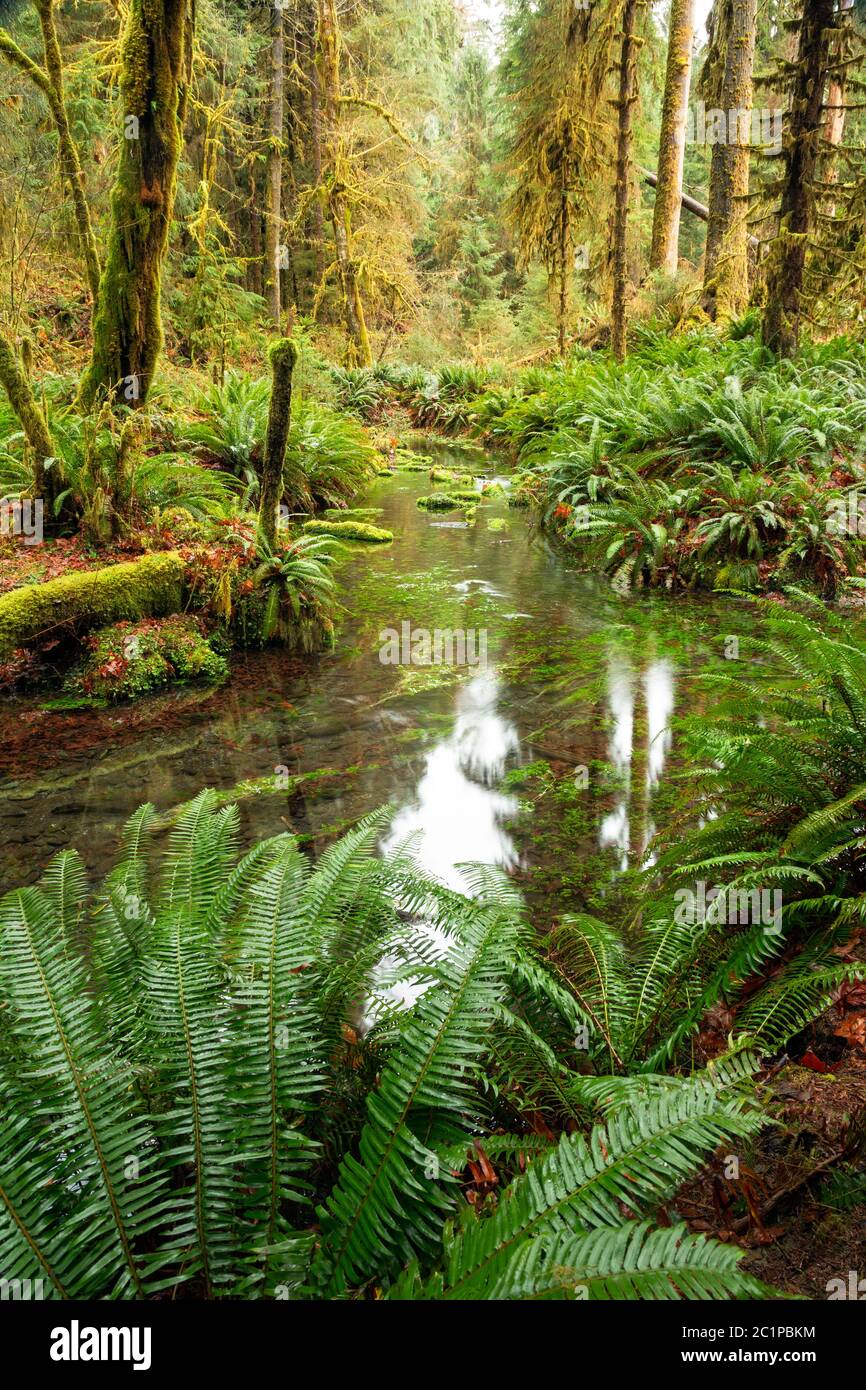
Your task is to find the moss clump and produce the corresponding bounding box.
[323,507,384,520]
[487,516,511,533]
[429,467,457,484]
[67,615,228,703]
[303,519,393,543]
[416,493,473,512]
[0,552,185,660]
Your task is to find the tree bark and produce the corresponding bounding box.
[762,0,834,355]
[264,9,285,327]
[650,0,696,274]
[611,0,641,363]
[259,338,298,548]
[77,0,194,409]
[702,0,758,321]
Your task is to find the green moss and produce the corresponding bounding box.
[67,615,229,702]
[0,552,185,660]
[487,516,511,532]
[303,518,394,543]
[429,467,457,484]
[416,493,474,512]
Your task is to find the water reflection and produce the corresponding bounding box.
[598,653,675,869]
[599,659,635,871]
[371,671,521,1015]
[382,670,520,891]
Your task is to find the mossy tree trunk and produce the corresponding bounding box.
[317,0,373,368]
[556,191,572,358]
[0,1,101,304]
[611,0,642,363]
[307,0,326,291]
[264,8,285,327]
[649,0,696,275]
[762,0,834,355]
[259,338,298,548]
[0,334,58,508]
[76,0,194,410]
[702,0,758,321]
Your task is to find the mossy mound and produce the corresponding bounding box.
[67,615,229,703]
[429,467,457,484]
[416,493,473,512]
[323,507,384,520]
[487,516,511,533]
[303,519,394,543]
[0,552,186,661]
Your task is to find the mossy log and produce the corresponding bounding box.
[303,518,393,543]
[0,553,185,659]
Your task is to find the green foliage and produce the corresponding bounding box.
[183,375,375,514]
[0,799,774,1301]
[473,329,866,594]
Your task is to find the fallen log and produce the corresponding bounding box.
[639,167,761,250]
[0,552,186,660]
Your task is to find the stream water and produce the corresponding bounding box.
[0,441,761,909]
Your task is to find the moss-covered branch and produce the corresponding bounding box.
[0,333,57,504]
[0,553,186,660]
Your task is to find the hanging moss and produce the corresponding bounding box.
[0,552,185,660]
[303,519,393,543]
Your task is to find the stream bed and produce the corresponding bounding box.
[0,441,761,908]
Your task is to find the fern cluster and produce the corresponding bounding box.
[0,796,773,1301]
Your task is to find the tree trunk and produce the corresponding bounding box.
[611,0,641,363]
[317,0,373,367]
[247,166,263,296]
[259,338,298,548]
[0,2,101,305]
[824,0,853,216]
[762,0,834,355]
[649,0,696,274]
[264,10,284,327]
[307,0,326,290]
[556,191,571,357]
[0,335,57,507]
[702,0,758,321]
[77,0,194,409]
